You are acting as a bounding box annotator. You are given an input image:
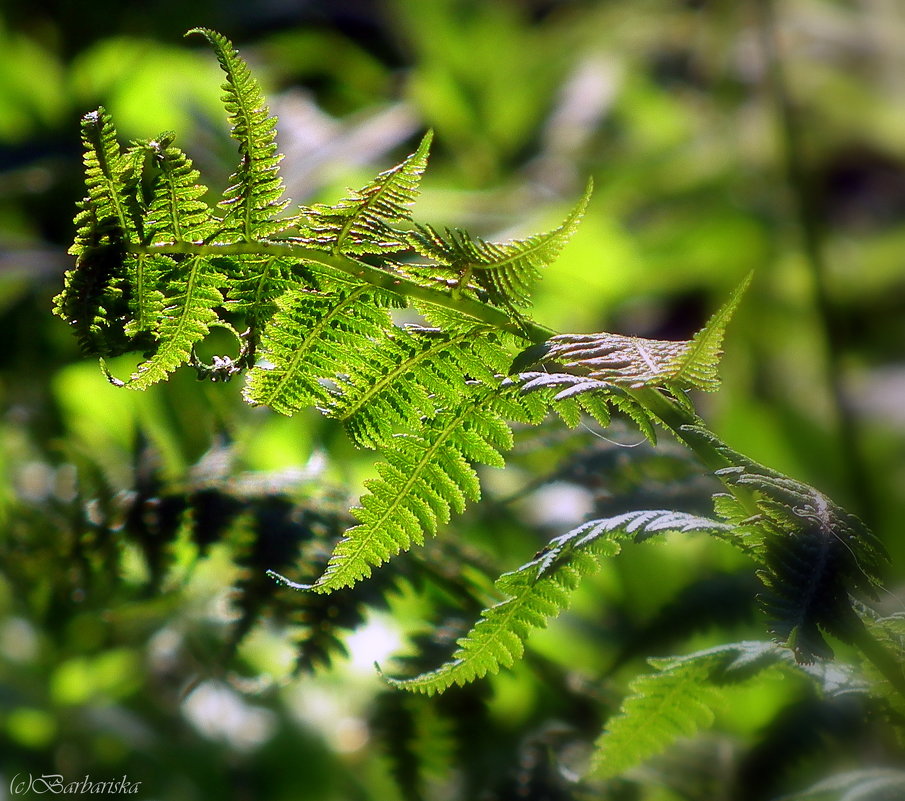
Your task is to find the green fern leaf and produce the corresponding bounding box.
[125,255,226,389]
[593,641,781,778]
[517,371,658,444]
[54,108,138,356]
[141,134,216,244]
[310,385,547,593]
[295,131,433,255]
[387,511,732,695]
[187,28,289,240]
[75,107,139,242]
[224,255,302,318]
[328,323,503,448]
[670,271,752,390]
[409,180,591,308]
[121,136,218,339]
[532,273,752,391]
[682,425,888,662]
[242,286,397,415]
[222,254,308,363]
[122,253,168,337]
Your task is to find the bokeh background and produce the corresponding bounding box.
[1,1,904,799]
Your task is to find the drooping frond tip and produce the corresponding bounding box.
[682,424,888,663]
[386,510,732,695]
[522,271,752,392]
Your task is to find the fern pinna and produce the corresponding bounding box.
[56,28,901,783]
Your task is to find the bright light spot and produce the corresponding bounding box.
[286,685,371,755]
[332,716,369,754]
[0,618,39,662]
[344,616,402,673]
[183,681,276,751]
[527,482,594,527]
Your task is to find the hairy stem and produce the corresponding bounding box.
[135,241,553,343]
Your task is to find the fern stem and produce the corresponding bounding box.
[135,242,553,343]
[629,387,761,519]
[848,617,905,706]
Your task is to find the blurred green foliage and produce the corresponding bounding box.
[1,1,904,799]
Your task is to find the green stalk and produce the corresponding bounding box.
[628,386,761,519]
[135,241,554,343]
[848,617,905,706]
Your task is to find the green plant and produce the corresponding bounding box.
[53,28,905,790]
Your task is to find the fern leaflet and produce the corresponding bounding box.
[122,253,168,338]
[122,135,219,340]
[187,28,289,240]
[295,132,433,255]
[125,255,226,389]
[141,134,216,245]
[243,285,397,415]
[307,384,547,593]
[671,271,752,390]
[531,273,751,391]
[408,180,591,308]
[54,108,137,356]
[593,641,782,778]
[387,511,733,695]
[516,371,659,444]
[328,324,501,448]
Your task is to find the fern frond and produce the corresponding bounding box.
[593,641,781,778]
[517,371,658,444]
[187,28,289,240]
[671,272,752,390]
[141,134,216,244]
[328,323,503,448]
[125,256,226,389]
[530,273,751,392]
[119,136,219,339]
[122,253,169,337]
[387,511,732,695]
[862,613,905,724]
[682,425,888,662]
[409,180,591,308]
[311,384,547,593]
[242,286,397,415]
[76,107,139,242]
[295,132,433,255]
[54,108,138,356]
